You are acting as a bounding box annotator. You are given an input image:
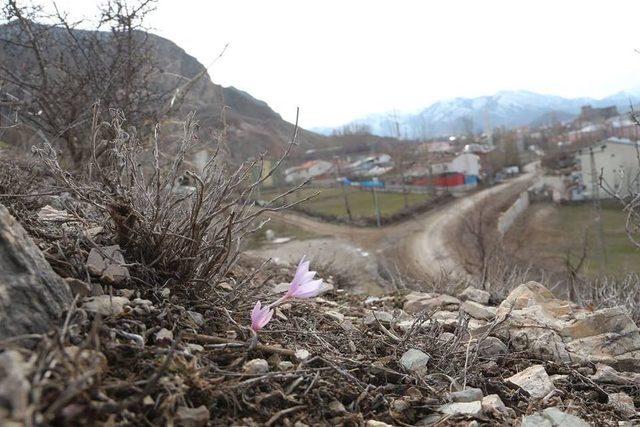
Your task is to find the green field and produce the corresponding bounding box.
[258,186,429,220]
[514,203,640,277]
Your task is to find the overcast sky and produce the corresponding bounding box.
[41,0,640,128]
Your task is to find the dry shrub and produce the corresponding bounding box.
[33,110,294,291]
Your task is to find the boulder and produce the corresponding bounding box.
[0,204,72,339]
[459,286,490,305]
[506,365,554,399]
[496,282,640,371]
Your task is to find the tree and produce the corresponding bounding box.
[0,0,174,166]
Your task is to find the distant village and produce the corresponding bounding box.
[278,103,640,203]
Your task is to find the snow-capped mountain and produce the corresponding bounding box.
[314,90,640,138]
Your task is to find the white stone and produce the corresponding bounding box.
[506,365,554,399]
[608,392,635,417]
[438,401,482,416]
[82,295,130,316]
[399,348,430,375]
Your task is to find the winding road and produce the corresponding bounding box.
[254,163,540,292]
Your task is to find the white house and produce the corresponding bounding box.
[576,137,640,199]
[430,152,481,176]
[285,160,334,183]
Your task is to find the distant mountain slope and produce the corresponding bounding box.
[315,90,640,138]
[0,23,328,160]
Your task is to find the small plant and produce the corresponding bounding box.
[250,256,323,331]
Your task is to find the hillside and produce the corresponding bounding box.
[0,23,330,160]
[316,89,640,138]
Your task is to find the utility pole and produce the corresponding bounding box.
[334,158,352,221]
[589,146,608,273]
[371,186,381,227]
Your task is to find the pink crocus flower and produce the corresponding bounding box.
[250,301,274,331]
[283,256,323,299]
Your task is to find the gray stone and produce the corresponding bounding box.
[187,310,205,327]
[591,363,640,385]
[461,300,496,320]
[243,358,269,374]
[82,295,130,316]
[175,405,209,427]
[86,245,130,285]
[481,394,507,415]
[496,282,640,371]
[506,365,554,399]
[477,336,508,358]
[278,361,294,371]
[0,351,31,420]
[438,401,482,416]
[363,310,394,325]
[448,387,483,403]
[64,277,92,298]
[0,204,72,339]
[155,328,173,344]
[328,400,347,415]
[404,293,460,314]
[541,407,590,427]
[522,414,553,427]
[400,348,430,375]
[608,392,635,417]
[459,286,491,304]
[365,421,394,427]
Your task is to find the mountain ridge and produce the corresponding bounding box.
[314,89,640,138]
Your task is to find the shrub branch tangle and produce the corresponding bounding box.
[34,110,308,291]
[0,0,180,165]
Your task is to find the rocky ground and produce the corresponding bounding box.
[0,166,639,425]
[1,199,639,426]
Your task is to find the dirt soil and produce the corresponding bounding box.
[256,165,541,291]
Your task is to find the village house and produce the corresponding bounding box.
[575,137,640,199]
[284,160,334,183]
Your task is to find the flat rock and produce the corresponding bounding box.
[448,387,483,403]
[363,310,394,325]
[459,286,490,304]
[438,401,482,417]
[404,293,460,314]
[506,365,554,399]
[590,363,640,385]
[541,407,590,427]
[0,205,72,338]
[461,300,496,320]
[400,348,430,375]
[82,295,130,316]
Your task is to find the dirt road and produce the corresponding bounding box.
[254,164,540,291]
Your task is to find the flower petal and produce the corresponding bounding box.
[292,279,323,298]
